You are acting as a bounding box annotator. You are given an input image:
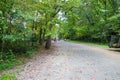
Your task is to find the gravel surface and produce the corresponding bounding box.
[2,41,120,80]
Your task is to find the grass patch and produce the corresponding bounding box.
[0,73,17,80]
[67,40,108,48]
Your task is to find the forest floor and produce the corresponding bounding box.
[1,40,120,80]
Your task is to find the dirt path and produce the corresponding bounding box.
[2,41,120,80]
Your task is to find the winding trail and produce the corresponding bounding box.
[4,41,120,80]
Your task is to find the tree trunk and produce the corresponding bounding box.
[117,37,120,47]
[39,27,43,45]
[45,24,52,49]
[45,35,51,49]
[31,20,35,47]
[1,40,5,53]
[109,35,115,48]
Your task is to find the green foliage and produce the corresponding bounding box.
[0,50,16,71]
[25,51,34,58]
[0,73,17,80]
[59,0,120,44]
[0,48,36,71]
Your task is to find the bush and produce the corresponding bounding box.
[25,51,34,58]
[0,50,16,71]
[11,41,30,53]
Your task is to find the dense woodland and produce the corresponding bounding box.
[59,0,120,46]
[0,0,120,70]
